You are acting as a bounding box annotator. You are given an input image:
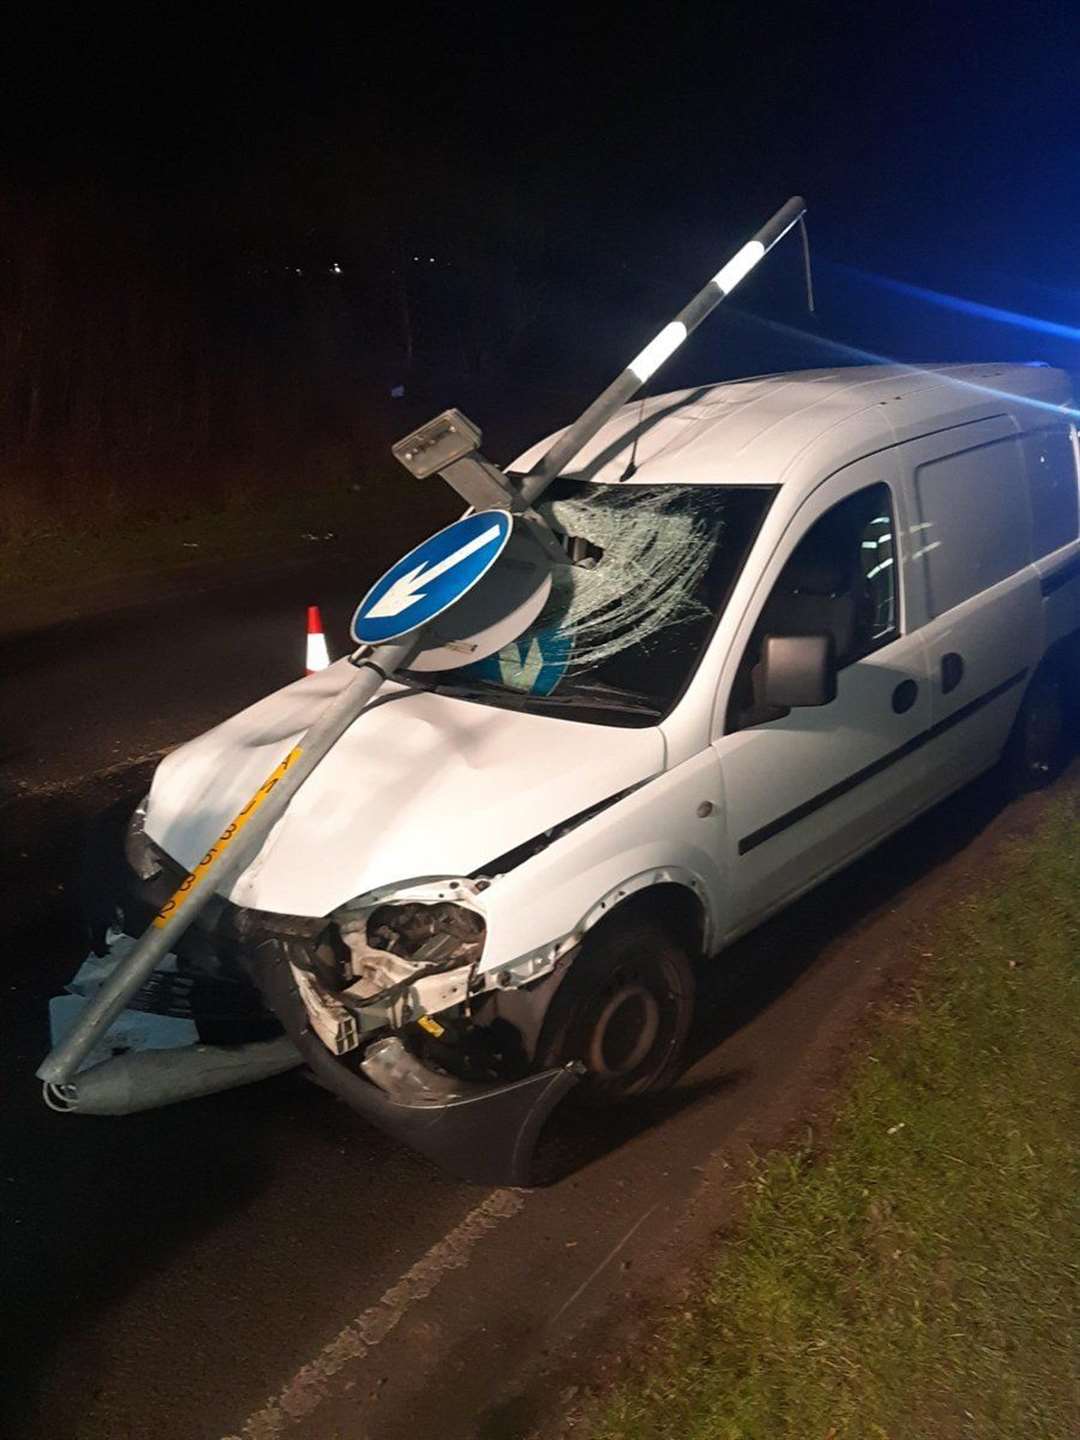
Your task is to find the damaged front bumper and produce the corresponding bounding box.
[46,904,578,1186]
[251,937,580,1185]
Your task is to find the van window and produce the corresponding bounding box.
[728,482,898,730]
[859,507,897,641]
[912,436,1030,618]
[1022,428,1079,558]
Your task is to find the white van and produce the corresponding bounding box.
[63,363,1080,1181]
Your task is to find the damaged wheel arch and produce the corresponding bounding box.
[577,875,709,959]
[534,909,696,1104]
[472,876,710,1070]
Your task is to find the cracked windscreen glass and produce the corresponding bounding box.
[404,479,776,726]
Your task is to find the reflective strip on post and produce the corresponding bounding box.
[712,239,766,294]
[628,322,689,383]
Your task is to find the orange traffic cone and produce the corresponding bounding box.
[306,605,331,674]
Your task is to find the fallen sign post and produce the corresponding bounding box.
[38,194,806,1095]
[38,637,418,1089]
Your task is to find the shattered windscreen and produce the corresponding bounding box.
[405,480,775,726]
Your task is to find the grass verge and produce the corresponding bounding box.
[591,792,1080,1440]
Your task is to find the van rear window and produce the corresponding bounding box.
[1023,428,1080,558]
[913,437,1030,618]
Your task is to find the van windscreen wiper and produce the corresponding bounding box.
[433,678,661,718]
[516,692,662,717]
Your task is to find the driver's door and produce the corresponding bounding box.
[714,455,934,938]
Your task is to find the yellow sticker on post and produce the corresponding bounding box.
[152,746,304,928]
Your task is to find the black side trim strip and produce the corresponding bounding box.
[470,782,644,879]
[1040,551,1080,597]
[738,667,1029,856]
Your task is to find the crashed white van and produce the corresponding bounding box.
[55,363,1080,1181]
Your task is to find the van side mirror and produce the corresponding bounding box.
[760,634,837,709]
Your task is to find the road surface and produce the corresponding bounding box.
[2,546,1067,1439]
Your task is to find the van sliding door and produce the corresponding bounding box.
[899,417,1040,794]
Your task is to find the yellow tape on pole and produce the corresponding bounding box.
[152,746,304,928]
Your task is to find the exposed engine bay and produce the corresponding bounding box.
[69,815,577,1099]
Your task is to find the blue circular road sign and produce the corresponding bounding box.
[351,509,513,645]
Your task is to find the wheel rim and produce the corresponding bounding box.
[585,984,662,1076]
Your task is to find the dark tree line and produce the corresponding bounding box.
[0,145,619,545]
[1,134,812,548]
[0,183,391,538]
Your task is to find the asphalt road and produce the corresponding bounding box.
[0,546,376,794]
[2,551,1070,1440]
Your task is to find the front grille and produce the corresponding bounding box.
[125,967,279,1043]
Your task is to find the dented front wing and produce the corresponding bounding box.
[253,939,579,1186]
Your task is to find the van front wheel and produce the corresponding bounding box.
[1005,667,1069,793]
[537,920,695,1106]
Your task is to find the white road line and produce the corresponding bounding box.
[548,1203,659,1325]
[222,1188,526,1440]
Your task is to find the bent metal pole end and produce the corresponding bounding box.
[520,194,808,505]
[42,1039,302,1114]
[42,1080,78,1112]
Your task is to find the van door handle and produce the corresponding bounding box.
[941,652,964,694]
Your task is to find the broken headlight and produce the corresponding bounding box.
[332,887,486,1002]
[124,795,164,881]
[368,901,484,965]
[288,887,488,1051]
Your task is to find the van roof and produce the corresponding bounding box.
[510,363,1074,489]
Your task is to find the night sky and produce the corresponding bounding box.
[6,2,1080,456]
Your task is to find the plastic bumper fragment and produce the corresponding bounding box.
[252,938,580,1186]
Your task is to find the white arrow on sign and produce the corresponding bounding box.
[365,523,504,620]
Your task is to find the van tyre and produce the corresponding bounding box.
[536,919,695,1106]
[1005,667,1069,794]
